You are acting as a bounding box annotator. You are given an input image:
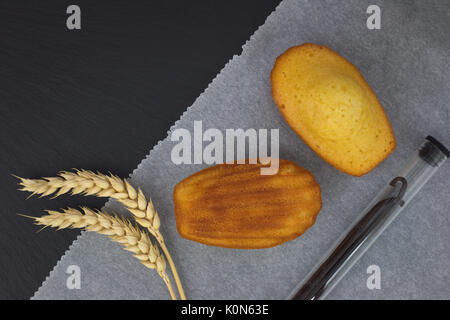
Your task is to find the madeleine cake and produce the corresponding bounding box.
[271,43,396,176]
[173,160,322,249]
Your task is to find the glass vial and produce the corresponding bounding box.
[291,136,449,300]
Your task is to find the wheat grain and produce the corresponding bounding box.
[16,170,186,300]
[17,170,161,234]
[24,207,176,300]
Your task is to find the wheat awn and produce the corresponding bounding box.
[21,207,176,300]
[16,170,186,300]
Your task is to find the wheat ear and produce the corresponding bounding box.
[16,170,186,300]
[22,207,176,300]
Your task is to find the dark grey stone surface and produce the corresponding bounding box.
[0,0,281,299]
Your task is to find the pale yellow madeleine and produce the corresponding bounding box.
[271,43,396,176]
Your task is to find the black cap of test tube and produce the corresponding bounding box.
[419,136,450,167]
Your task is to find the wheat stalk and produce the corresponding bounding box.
[16,170,186,300]
[22,207,176,300]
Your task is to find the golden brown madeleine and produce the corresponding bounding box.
[271,43,396,176]
[173,160,322,249]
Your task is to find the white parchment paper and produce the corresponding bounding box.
[33,0,450,299]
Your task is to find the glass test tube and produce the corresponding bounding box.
[291,136,449,300]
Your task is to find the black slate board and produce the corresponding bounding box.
[0,0,281,300]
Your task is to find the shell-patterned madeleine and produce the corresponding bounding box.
[173,159,322,249]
